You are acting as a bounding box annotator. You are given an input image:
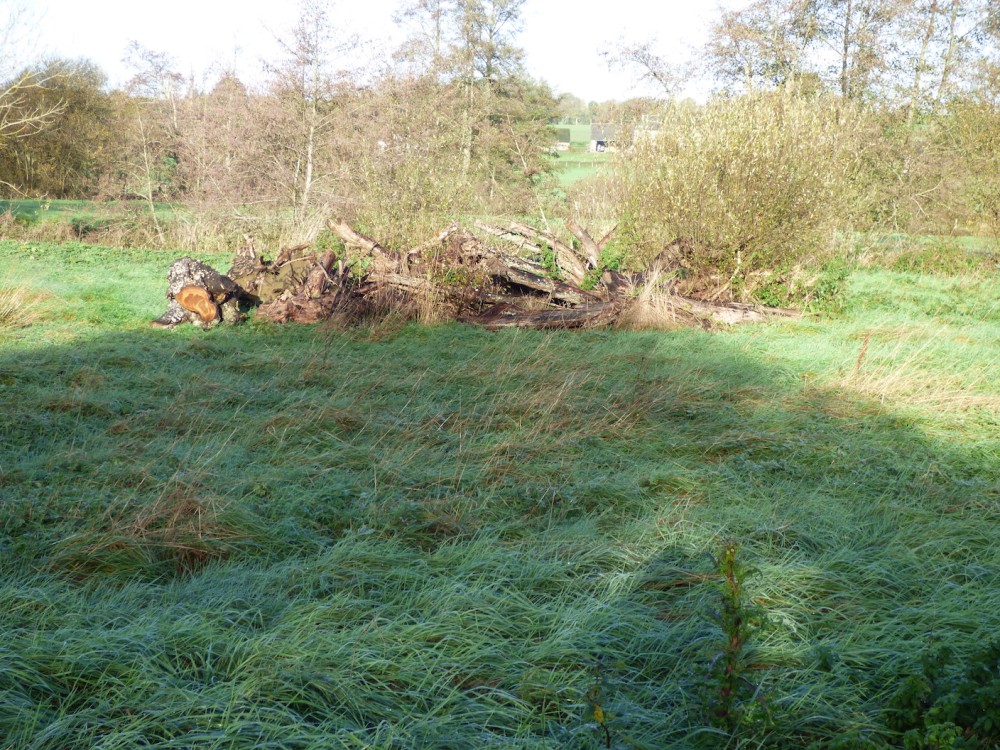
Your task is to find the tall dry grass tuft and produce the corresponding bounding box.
[614,269,693,331]
[0,285,47,330]
[50,485,264,580]
[834,326,1000,413]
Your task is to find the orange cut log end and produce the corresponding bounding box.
[176,285,220,323]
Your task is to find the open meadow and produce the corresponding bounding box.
[1,238,998,748]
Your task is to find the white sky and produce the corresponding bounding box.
[28,0,738,101]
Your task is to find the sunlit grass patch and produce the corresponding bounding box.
[832,325,1000,413]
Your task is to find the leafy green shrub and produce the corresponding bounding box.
[854,234,1000,277]
[941,102,1000,241]
[888,640,1000,749]
[612,92,870,302]
[887,241,999,277]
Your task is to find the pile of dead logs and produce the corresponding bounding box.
[233,219,798,330]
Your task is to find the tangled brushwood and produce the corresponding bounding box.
[156,219,800,332]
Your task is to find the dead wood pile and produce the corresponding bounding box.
[230,219,799,330]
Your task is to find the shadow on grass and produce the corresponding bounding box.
[0,322,997,747]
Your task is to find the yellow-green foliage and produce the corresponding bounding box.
[944,101,1000,239]
[613,92,868,300]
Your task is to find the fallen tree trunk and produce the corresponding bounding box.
[205,219,803,330]
[461,301,621,330]
[328,219,400,274]
[508,221,590,285]
[678,297,799,325]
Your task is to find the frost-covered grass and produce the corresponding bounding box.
[0,239,997,748]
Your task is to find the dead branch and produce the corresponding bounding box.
[508,221,590,284]
[597,225,618,252]
[565,218,602,267]
[408,222,461,257]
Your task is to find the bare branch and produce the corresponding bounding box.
[602,37,684,95]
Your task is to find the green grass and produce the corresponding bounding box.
[0,199,177,220]
[1,239,998,747]
[552,151,611,187]
[0,200,179,242]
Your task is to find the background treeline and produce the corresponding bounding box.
[0,0,561,248]
[0,0,998,296]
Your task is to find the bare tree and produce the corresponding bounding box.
[124,42,186,133]
[266,0,358,223]
[603,38,685,96]
[810,0,907,100]
[0,1,65,179]
[394,0,456,73]
[704,0,822,92]
[892,0,995,115]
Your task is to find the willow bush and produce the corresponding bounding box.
[612,92,871,303]
[943,101,1000,241]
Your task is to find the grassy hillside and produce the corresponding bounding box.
[1,240,998,748]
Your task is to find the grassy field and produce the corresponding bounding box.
[553,151,611,187]
[0,200,178,242]
[1,239,999,748]
[548,123,611,187]
[565,124,593,146]
[555,125,613,188]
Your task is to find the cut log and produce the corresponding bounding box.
[176,285,220,324]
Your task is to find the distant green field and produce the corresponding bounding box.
[0,199,99,221]
[566,123,592,145]
[547,123,610,187]
[555,160,609,187]
[552,149,610,187]
[0,199,176,224]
